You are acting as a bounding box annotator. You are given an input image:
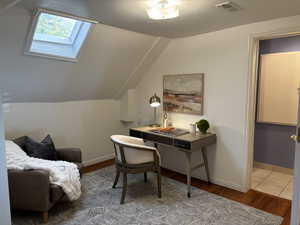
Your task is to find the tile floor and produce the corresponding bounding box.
[251,167,293,200]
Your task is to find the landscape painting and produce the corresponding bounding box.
[163,74,204,115]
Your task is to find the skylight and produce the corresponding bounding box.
[33,13,81,44]
[25,9,95,62]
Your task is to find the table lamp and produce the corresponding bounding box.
[149,93,161,127]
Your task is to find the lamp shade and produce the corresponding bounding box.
[149,94,161,107]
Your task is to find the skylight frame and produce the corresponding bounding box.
[24,8,98,62]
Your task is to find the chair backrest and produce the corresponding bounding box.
[110,135,158,165]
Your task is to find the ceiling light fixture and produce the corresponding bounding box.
[146,0,181,20]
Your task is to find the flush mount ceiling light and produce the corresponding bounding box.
[146,0,181,20]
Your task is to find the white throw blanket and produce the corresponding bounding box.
[5,140,81,201]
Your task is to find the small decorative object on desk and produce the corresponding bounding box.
[189,123,197,135]
[196,119,210,134]
[162,111,169,128]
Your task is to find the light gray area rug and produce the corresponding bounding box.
[12,166,283,225]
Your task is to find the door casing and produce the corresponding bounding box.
[245,26,300,192]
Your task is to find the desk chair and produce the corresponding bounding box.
[110,135,161,204]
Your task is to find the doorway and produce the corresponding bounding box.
[249,36,300,199]
[245,27,300,225]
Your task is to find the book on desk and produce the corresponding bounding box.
[148,127,189,137]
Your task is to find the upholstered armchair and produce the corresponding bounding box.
[8,136,83,223]
[110,135,161,204]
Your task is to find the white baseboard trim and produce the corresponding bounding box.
[161,166,243,192]
[83,154,115,167]
[210,177,243,192]
[254,161,293,175]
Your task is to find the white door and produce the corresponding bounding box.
[291,86,300,225]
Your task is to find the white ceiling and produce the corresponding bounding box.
[19,0,300,38]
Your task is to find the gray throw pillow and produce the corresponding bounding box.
[25,135,58,160]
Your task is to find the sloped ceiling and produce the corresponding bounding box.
[19,0,300,38]
[0,0,21,13]
[0,6,169,102]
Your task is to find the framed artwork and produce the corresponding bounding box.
[163,73,204,115]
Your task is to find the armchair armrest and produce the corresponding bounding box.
[8,169,50,212]
[56,148,82,163]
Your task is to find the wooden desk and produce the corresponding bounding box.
[129,126,217,197]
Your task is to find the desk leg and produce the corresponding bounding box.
[185,152,192,198]
[201,147,210,183]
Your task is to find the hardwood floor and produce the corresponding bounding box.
[83,159,291,225]
[82,159,115,174]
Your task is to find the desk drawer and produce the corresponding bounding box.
[174,139,191,150]
[129,129,142,138]
[142,133,173,145]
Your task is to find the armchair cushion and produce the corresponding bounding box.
[111,135,160,165]
[121,147,155,164]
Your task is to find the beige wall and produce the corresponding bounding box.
[4,100,126,165]
[135,14,300,191]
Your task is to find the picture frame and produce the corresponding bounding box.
[163,73,204,115]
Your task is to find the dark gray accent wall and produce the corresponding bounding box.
[254,36,300,169]
[260,36,300,54]
[254,123,295,168]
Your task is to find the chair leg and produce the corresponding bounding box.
[112,169,120,188]
[157,167,162,198]
[144,172,147,183]
[120,172,127,204]
[42,211,48,223]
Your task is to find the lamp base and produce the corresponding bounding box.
[149,124,161,128]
